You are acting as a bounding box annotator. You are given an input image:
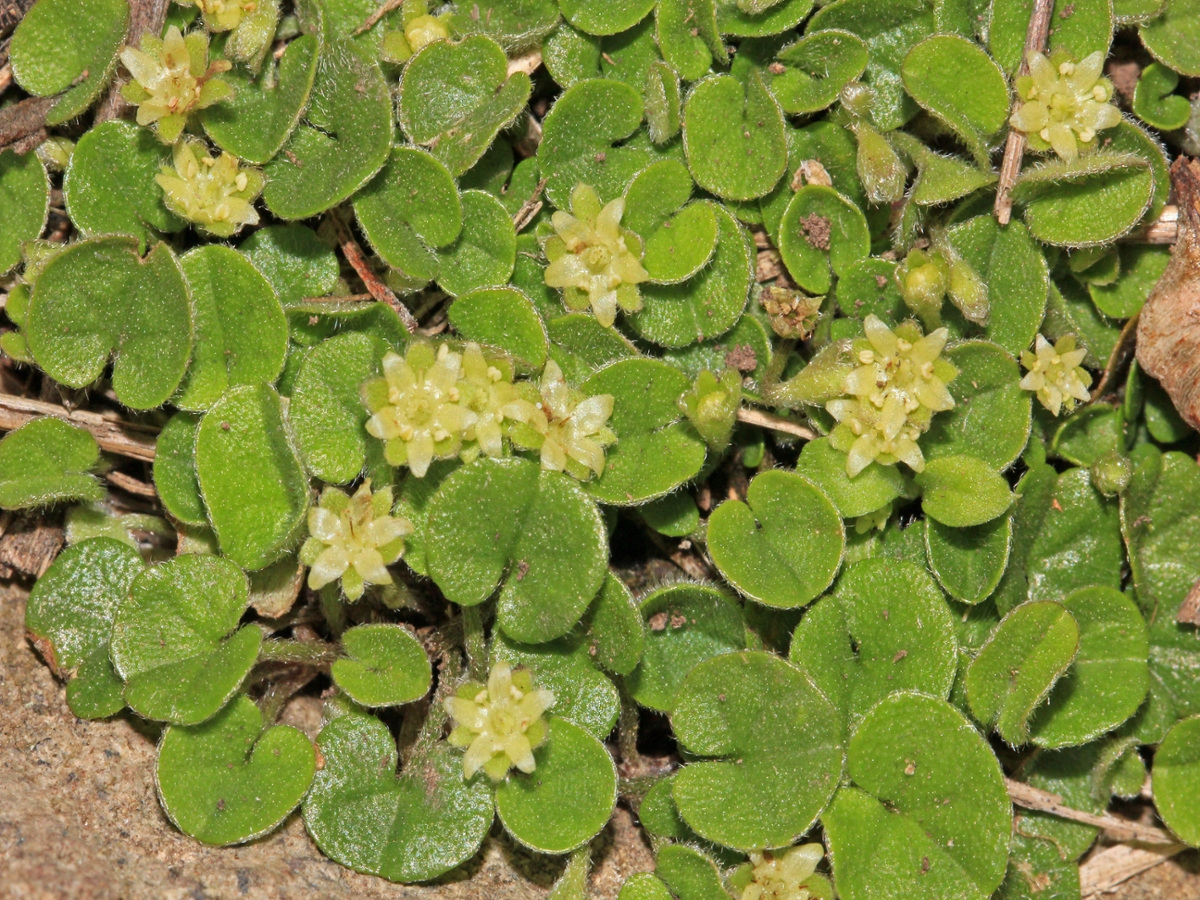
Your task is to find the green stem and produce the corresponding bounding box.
[615,676,643,771]
[258,639,341,666]
[319,585,347,637]
[256,667,311,729]
[461,604,487,682]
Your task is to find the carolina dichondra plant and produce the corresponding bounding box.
[5,0,1200,896]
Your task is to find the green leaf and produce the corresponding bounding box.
[1016,745,1103,858]
[493,629,619,739]
[0,150,49,276]
[808,0,935,131]
[154,412,206,526]
[796,437,907,519]
[425,458,607,643]
[445,0,561,52]
[24,537,144,700]
[990,0,1113,72]
[448,287,548,369]
[925,516,1013,605]
[645,60,683,144]
[629,202,751,348]
[1153,715,1200,846]
[176,246,288,411]
[156,694,315,845]
[994,465,1122,614]
[922,340,1032,471]
[1140,0,1200,76]
[546,313,637,382]
[539,78,647,207]
[789,557,958,729]
[494,716,617,852]
[435,190,517,296]
[332,624,432,707]
[1028,586,1149,748]
[289,332,389,484]
[26,237,193,409]
[580,359,706,505]
[543,21,603,90]
[945,216,1048,357]
[1089,245,1169,318]
[9,0,127,124]
[639,491,700,537]
[263,38,393,219]
[671,650,843,850]
[1139,603,1200,744]
[583,572,644,675]
[822,693,1011,900]
[1132,62,1191,131]
[239,224,339,307]
[111,554,260,724]
[656,0,725,83]
[559,0,655,35]
[778,185,870,294]
[398,35,532,177]
[63,120,185,249]
[966,600,1079,744]
[1051,404,1121,467]
[65,646,126,719]
[683,73,787,202]
[0,417,103,509]
[994,831,1081,900]
[717,0,815,37]
[708,469,845,608]
[626,583,746,712]
[623,159,718,286]
[901,35,1010,167]
[354,147,462,287]
[195,384,309,571]
[654,845,731,900]
[305,707,493,882]
[658,313,772,383]
[1015,156,1154,248]
[201,33,321,164]
[918,455,1013,527]
[767,29,868,115]
[620,873,676,900]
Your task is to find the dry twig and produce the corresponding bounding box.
[736,407,817,441]
[1079,842,1188,898]
[512,176,548,233]
[0,392,157,461]
[332,214,419,333]
[994,0,1055,225]
[1006,779,1177,845]
[354,0,404,35]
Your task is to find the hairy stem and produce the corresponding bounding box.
[461,605,487,682]
[258,638,341,666]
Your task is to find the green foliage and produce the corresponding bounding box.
[0,151,50,275]
[0,417,103,509]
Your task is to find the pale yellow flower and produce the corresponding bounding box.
[543,184,649,328]
[738,844,825,900]
[1010,50,1122,159]
[1020,333,1092,415]
[156,140,263,237]
[178,0,259,31]
[300,481,412,601]
[446,661,555,781]
[458,344,539,460]
[119,27,232,142]
[507,360,616,480]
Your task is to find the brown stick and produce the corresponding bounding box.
[104,469,158,498]
[512,177,548,233]
[0,95,53,154]
[354,0,403,35]
[0,393,157,461]
[1006,779,1177,844]
[299,293,374,304]
[994,0,1055,225]
[736,407,817,441]
[1125,204,1180,244]
[332,215,419,334]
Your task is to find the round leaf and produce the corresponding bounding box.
[779,185,870,294]
[965,600,1079,744]
[305,707,493,882]
[1140,0,1200,76]
[622,159,719,287]
[919,455,1013,527]
[708,469,845,609]
[823,693,1012,900]
[425,458,608,643]
[683,73,787,202]
[0,416,103,509]
[448,287,549,368]
[559,0,655,35]
[1153,715,1200,847]
[789,558,958,729]
[925,515,1013,605]
[583,572,644,676]
[239,224,340,308]
[671,650,844,850]
[26,236,193,409]
[332,624,432,707]
[768,30,868,115]
[1028,586,1149,748]
[195,384,309,571]
[494,716,617,852]
[156,695,315,845]
[111,554,260,725]
[795,437,907,519]
[1132,62,1191,131]
[626,583,746,712]
[0,150,49,276]
[1016,156,1154,248]
[435,190,516,297]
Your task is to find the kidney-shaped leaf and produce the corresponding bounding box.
[580,359,707,505]
[494,715,617,852]
[1153,715,1200,847]
[708,470,845,609]
[332,624,432,708]
[399,35,532,177]
[157,694,315,845]
[425,457,607,643]
[779,185,870,294]
[823,693,1012,900]
[789,558,958,731]
[559,0,655,34]
[925,515,1013,605]
[622,159,718,286]
[27,237,193,409]
[919,455,1013,527]
[195,384,309,571]
[966,600,1079,745]
[769,30,868,115]
[1014,155,1154,248]
[671,650,844,850]
[435,190,517,297]
[111,554,260,725]
[263,38,393,219]
[304,706,493,882]
[0,417,104,509]
[448,287,548,369]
